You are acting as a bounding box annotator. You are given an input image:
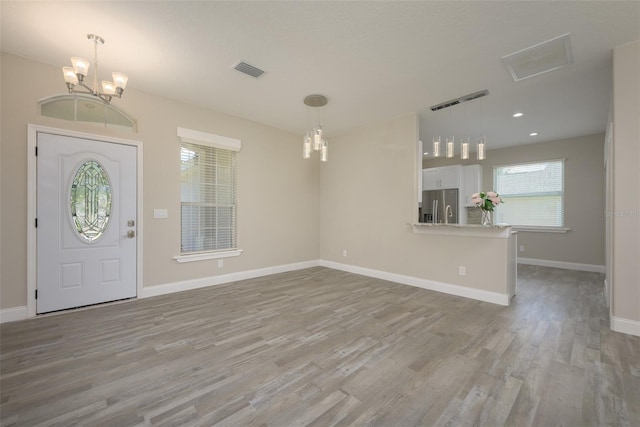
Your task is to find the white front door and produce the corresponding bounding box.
[37,132,137,314]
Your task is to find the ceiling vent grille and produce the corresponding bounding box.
[430,89,489,112]
[234,61,265,78]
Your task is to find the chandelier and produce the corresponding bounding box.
[302,94,328,162]
[62,34,128,104]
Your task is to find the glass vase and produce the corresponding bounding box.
[481,210,493,227]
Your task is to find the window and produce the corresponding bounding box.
[39,94,137,132]
[494,159,564,227]
[178,128,241,259]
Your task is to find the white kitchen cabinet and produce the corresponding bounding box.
[462,164,483,206]
[439,165,462,189]
[422,165,462,190]
[422,169,440,190]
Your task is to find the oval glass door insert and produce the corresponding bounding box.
[70,160,112,241]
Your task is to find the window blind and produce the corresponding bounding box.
[494,159,564,227]
[180,142,237,254]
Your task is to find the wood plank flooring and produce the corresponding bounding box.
[1,265,639,426]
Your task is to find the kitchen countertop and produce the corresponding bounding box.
[411,222,514,238]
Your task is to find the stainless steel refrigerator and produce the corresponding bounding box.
[421,189,459,224]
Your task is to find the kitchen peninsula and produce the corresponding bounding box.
[411,223,518,305]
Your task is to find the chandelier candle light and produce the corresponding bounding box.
[303,94,328,162]
[62,34,128,104]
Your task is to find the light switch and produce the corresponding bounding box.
[154,209,168,219]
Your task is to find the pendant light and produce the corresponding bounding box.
[460,136,470,160]
[446,137,455,158]
[477,137,486,160]
[428,89,490,160]
[62,34,128,104]
[303,94,329,162]
[432,136,441,157]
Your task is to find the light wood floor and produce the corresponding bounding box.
[1,265,639,426]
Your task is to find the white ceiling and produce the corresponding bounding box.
[2,1,639,154]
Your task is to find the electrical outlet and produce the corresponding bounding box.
[218,259,224,268]
[519,245,525,252]
[342,249,348,257]
[458,266,466,276]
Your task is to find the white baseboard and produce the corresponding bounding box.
[141,260,320,298]
[610,315,640,337]
[319,260,510,306]
[604,279,610,307]
[518,257,605,274]
[0,306,28,324]
[1,258,511,323]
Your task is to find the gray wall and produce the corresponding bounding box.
[319,113,513,297]
[424,134,605,267]
[1,53,320,310]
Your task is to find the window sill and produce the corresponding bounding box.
[174,249,243,263]
[512,226,570,234]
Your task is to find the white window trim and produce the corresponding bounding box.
[177,127,241,151]
[177,127,242,262]
[512,226,570,233]
[174,249,243,264]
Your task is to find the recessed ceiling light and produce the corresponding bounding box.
[513,112,523,118]
[530,132,539,136]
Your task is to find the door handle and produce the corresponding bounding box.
[433,200,438,224]
[126,230,135,238]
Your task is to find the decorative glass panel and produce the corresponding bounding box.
[70,160,112,241]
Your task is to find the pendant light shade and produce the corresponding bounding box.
[446,137,455,158]
[477,138,486,160]
[460,136,470,160]
[101,81,116,95]
[432,136,441,157]
[303,132,312,159]
[62,67,79,85]
[112,72,128,90]
[313,126,323,151]
[70,57,90,77]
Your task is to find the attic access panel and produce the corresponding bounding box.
[502,33,574,81]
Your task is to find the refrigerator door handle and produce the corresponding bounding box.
[434,199,438,223]
[432,200,435,224]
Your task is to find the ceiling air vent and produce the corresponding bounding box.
[233,61,265,78]
[502,33,573,81]
[430,89,489,112]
